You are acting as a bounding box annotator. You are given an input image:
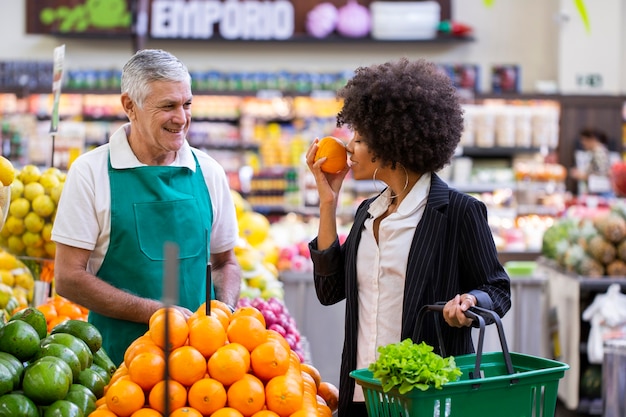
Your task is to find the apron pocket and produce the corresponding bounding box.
[134,198,206,260]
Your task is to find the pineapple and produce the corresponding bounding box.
[586,235,616,265]
[606,259,626,277]
[577,256,605,278]
[594,213,626,243]
[617,239,626,262]
[562,244,587,272]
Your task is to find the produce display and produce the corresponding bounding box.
[97,301,338,417]
[0,165,65,259]
[0,307,116,417]
[541,201,626,277]
[0,167,330,417]
[0,156,13,233]
[237,297,306,363]
[36,295,89,333]
[0,249,37,316]
[232,190,286,301]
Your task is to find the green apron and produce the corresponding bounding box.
[90,151,214,366]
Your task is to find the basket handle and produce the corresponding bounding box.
[414,303,515,380]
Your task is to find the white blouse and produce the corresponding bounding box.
[353,172,431,401]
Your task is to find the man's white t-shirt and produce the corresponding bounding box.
[51,123,239,276]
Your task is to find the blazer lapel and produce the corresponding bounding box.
[401,174,450,339]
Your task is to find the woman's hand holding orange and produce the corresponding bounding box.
[306,137,350,206]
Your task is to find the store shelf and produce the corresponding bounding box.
[143,32,476,45]
[451,181,517,193]
[459,147,542,158]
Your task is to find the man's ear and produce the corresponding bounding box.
[121,93,135,119]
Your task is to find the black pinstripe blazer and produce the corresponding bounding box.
[309,173,511,417]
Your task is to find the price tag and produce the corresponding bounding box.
[256,90,283,99]
[310,90,336,99]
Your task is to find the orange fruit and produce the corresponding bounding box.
[105,378,146,417]
[124,339,164,367]
[230,306,266,327]
[188,314,227,358]
[300,363,321,389]
[188,377,227,416]
[191,306,230,331]
[89,410,118,417]
[289,410,318,417]
[149,307,189,350]
[264,375,304,417]
[266,330,291,354]
[128,350,166,391]
[317,381,339,412]
[314,136,348,174]
[168,345,207,386]
[211,408,244,417]
[56,302,84,320]
[170,407,203,417]
[227,373,266,416]
[47,315,70,331]
[251,411,280,417]
[148,379,187,414]
[227,315,268,352]
[301,371,317,395]
[207,343,250,386]
[37,303,57,323]
[196,299,234,320]
[317,403,333,417]
[131,409,163,417]
[212,307,231,330]
[251,341,290,381]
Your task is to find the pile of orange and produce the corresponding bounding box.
[36,294,89,332]
[92,300,339,417]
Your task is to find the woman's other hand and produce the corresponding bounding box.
[442,294,476,327]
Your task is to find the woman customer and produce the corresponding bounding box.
[306,58,511,417]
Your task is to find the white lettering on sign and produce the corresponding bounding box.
[151,0,294,40]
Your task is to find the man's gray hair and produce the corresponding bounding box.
[121,49,191,108]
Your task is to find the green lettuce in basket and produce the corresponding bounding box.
[368,339,462,394]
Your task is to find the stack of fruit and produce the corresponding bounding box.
[0,164,65,259]
[36,294,89,333]
[0,249,36,317]
[0,156,14,232]
[232,190,285,301]
[0,306,117,416]
[96,300,338,417]
[237,297,306,363]
[542,201,626,277]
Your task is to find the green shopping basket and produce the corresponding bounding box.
[350,305,569,417]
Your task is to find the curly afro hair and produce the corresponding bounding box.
[336,57,464,173]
